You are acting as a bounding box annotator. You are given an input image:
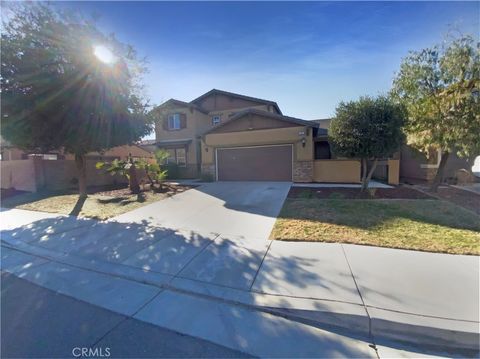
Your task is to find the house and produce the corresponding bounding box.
[151,89,400,184]
[400,146,476,184]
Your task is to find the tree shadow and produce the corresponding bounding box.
[69,195,87,217]
[96,196,130,204]
[2,214,478,356]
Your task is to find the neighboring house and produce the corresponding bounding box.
[0,137,63,161]
[63,144,154,162]
[0,139,153,162]
[151,89,400,184]
[400,146,476,184]
[138,139,158,154]
[1,143,154,193]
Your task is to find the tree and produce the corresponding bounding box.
[329,96,405,191]
[96,156,141,194]
[391,34,480,191]
[97,149,169,193]
[1,3,152,197]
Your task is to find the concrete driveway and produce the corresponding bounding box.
[113,181,291,239]
[2,182,292,291]
[112,181,291,290]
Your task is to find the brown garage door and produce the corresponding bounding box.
[217,145,292,181]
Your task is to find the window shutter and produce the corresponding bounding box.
[162,118,168,130]
[180,113,187,128]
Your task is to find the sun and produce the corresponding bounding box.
[93,45,116,64]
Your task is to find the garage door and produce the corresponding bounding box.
[217,145,292,181]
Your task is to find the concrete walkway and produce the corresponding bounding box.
[1,181,479,354]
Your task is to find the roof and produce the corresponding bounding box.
[190,89,283,115]
[155,139,192,147]
[138,139,157,146]
[153,99,209,114]
[203,108,319,135]
[311,118,332,124]
[311,118,330,137]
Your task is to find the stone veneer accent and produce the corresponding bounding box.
[293,161,314,182]
[201,164,216,179]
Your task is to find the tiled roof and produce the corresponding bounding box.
[190,89,282,115]
[203,108,319,135]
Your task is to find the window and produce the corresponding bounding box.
[175,148,186,167]
[212,116,221,125]
[168,113,181,130]
[314,141,331,159]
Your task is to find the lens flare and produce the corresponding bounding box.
[93,45,116,64]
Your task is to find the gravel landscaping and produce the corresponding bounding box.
[1,184,194,220]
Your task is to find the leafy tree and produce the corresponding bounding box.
[391,34,480,191]
[330,96,405,191]
[1,3,152,196]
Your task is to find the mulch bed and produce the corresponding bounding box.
[94,183,195,197]
[288,186,434,200]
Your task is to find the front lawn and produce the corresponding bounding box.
[271,189,480,255]
[1,185,193,220]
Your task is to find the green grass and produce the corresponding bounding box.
[1,189,178,220]
[271,198,480,255]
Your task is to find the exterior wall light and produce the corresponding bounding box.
[301,138,306,147]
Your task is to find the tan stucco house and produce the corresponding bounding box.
[151,89,400,183]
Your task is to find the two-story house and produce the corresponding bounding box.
[152,89,401,184]
[152,89,326,181]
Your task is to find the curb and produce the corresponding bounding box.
[1,237,479,353]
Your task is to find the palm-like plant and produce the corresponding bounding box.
[96,155,140,194]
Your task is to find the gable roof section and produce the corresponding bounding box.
[203,109,318,135]
[153,99,209,114]
[190,89,283,115]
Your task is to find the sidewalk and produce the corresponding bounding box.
[1,207,479,354]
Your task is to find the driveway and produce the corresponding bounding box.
[113,181,291,239]
[2,182,292,291]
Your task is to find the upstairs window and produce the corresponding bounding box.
[168,113,181,130]
[212,116,221,125]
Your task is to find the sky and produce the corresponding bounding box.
[58,1,479,138]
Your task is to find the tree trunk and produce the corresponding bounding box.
[128,161,140,194]
[363,159,379,191]
[430,151,450,192]
[360,158,368,191]
[75,153,87,197]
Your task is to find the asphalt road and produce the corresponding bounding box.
[0,272,251,358]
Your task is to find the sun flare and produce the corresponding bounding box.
[93,45,116,64]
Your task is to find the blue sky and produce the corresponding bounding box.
[61,1,478,137]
